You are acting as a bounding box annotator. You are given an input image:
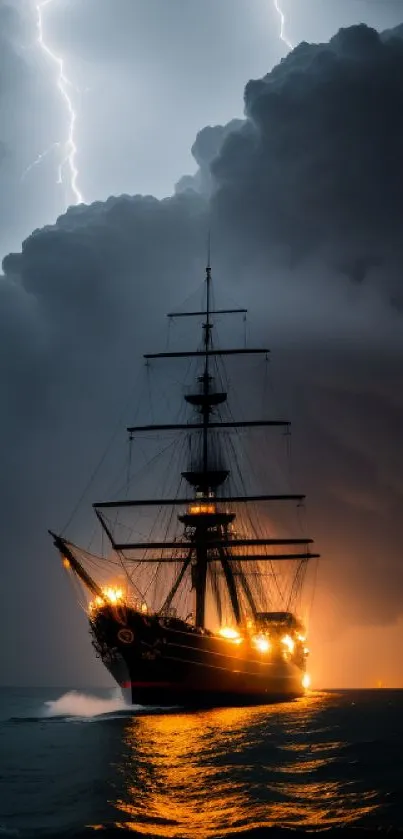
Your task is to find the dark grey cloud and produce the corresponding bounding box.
[280,0,403,46]
[176,120,245,195]
[206,25,403,281]
[2,22,403,686]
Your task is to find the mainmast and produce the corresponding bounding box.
[193,252,219,627]
[202,249,212,476]
[91,256,319,630]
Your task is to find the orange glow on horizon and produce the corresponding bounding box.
[304,593,403,688]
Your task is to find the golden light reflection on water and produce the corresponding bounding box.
[113,693,379,838]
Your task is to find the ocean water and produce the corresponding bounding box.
[0,687,402,838]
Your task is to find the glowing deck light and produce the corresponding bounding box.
[103,586,123,604]
[252,635,271,653]
[218,627,243,643]
[89,594,104,613]
[62,557,70,569]
[89,586,124,613]
[302,673,311,689]
[189,503,216,515]
[281,634,295,653]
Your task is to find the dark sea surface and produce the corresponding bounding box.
[0,687,402,839]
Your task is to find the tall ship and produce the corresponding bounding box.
[50,258,319,706]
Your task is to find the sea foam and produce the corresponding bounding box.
[44,689,127,718]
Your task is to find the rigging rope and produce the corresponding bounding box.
[61,364,144,536]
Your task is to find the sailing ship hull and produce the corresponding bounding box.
[91,607,306,707]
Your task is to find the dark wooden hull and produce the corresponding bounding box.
[91,607,306,708]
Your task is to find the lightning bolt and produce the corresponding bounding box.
[273,0,294,52]
[20,141,60,182]
[36,0,84,205]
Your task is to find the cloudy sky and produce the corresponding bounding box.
[1,0,403,689]
[2,0,403,251]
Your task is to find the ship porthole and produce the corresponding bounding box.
[117,628,134,645]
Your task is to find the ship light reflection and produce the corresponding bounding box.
[115,707,269,837]
[111,694,380,836]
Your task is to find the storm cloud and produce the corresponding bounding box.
[1,22,403,687]
[206,25,403,283]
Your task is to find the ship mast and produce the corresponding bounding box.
[90,258,319,629]
[195,252,212,627]
[203,246,212,476]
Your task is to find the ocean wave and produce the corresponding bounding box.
[5,690,183,724]
[44,690,129,718]
[23,824,403,839]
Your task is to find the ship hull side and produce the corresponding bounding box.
[92,608,306,707]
